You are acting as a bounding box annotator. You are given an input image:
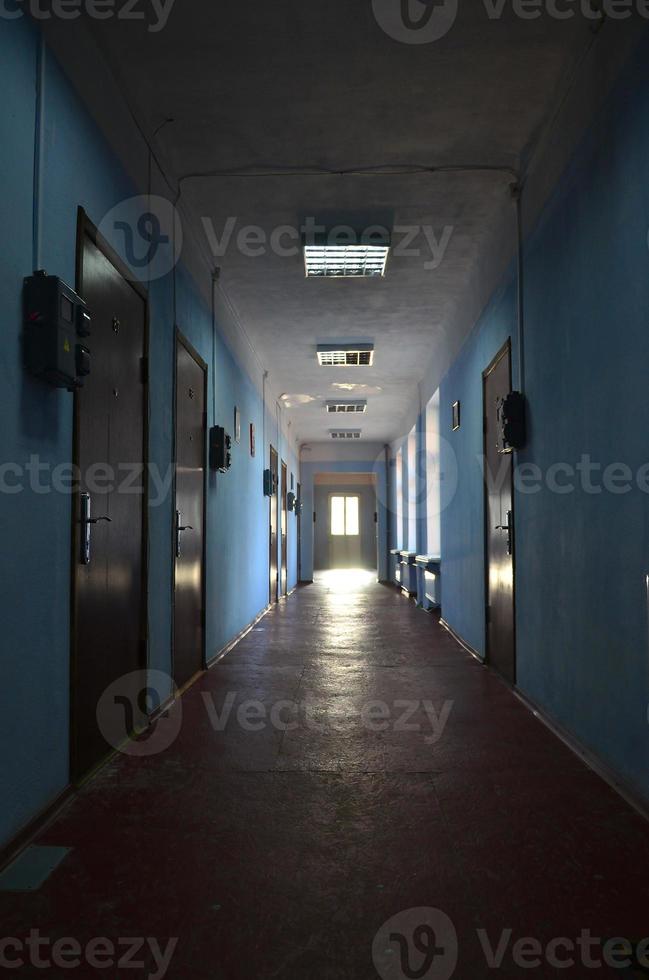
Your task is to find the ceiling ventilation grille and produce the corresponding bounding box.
[330,430,362,440]
[304,244,389,278]
[317,344,374,367]
[326,401,367,414]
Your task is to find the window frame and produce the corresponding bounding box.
[329,493,361,537]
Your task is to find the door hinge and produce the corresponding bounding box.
[140,356,149,385]
[313,512,316,523]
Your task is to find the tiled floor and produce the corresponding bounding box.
[3,571,649,978]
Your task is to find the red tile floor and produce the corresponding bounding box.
[3,572,649,978]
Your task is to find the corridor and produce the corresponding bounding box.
[2,576,649,978]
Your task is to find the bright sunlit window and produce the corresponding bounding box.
[395,448,404,549]
[407,425,417,551]
[330,495,360,536]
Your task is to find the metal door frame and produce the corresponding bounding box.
[70,207,150,781]
[172,328,208,686]
[482,337,517,683]
[281,459,288,596]
[269,446,279,603]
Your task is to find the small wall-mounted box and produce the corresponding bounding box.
[287,491,296,512]
[263,468,278,497]
[24,270,91,390]
[209,425,232,472]
[497,391,526,453]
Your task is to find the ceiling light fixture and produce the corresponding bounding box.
[326,400,367,414]
[317,344,374,367]
[304,244,389,278]
[329,429,362,440]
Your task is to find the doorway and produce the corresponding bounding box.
[483,339,516,683]
[173,331,207,690]
[296,481,302,582]
[70,211,148,782]
[329,493,362,568]
[280,460,288,596]
[269,446,279,603]
[312,474,378,572]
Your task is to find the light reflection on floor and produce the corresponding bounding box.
[316,568,377,593]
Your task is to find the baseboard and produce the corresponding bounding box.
[439,618,485,665]
[0,785,75,874]
[1,597,290,866]
[206,603,273,668]
[439,619,649,823]
[513,687,649,823]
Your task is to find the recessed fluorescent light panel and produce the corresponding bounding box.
[330,430,362,440]
[304,230,390,278]
[317,344,374,367]
[305,244,389,278]
[326,400,367,414]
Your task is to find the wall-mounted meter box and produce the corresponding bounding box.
[263,468,278,497]
[24,271,91,390]
[497,391,526,453]
[209,425,232,472]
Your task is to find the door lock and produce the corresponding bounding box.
[79,492,112,564]
[495,510,513,556]
[175,510,194,558]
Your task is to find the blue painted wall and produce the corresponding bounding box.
[439,277,519,656]
[429,31,649,798]
[0,18,298,849]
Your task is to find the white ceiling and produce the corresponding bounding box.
[86,0,591,442]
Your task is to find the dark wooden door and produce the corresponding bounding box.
[483,340,516,683]
[296,482,302,582]
[269,446,279,603]
[174,333,206,690]
[280,461,288,596]
[71,220,147,781]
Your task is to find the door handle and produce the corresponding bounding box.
[495,510,513,556]
[79,492,112,565]
[175,510,194,558]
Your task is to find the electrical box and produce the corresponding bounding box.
[263,468,278,497]
[24,271,91,390]
[287,491,296,512]
[497,391,526,453]
[209,425,232,472]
